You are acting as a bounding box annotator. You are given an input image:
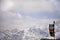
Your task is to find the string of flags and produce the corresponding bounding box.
[49,21,55,37]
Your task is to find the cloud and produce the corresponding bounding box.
[1,0,14,11]
[50,0,60,13]
[1,0,60,19]
[1,0,54,13]
[0,0,60,30]
[21,0,54,13]
[0,12,22,31]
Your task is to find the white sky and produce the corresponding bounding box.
[1,0,54,12]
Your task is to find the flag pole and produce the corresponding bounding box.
[49,21,55,40]
[53,21,55,40]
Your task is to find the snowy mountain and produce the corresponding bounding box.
[0,25,60,40]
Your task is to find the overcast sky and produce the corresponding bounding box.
[0,0,60,19]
